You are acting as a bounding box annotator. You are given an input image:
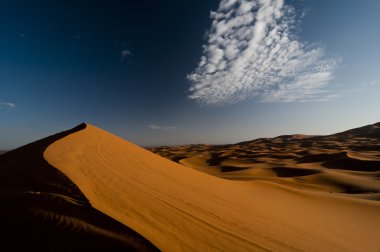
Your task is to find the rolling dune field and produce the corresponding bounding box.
[1,123,380,251]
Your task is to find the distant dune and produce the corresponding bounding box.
[150,122,380,201]
[1,123,380,251]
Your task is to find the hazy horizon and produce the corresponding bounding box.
[1,0,380,149]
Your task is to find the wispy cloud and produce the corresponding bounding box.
[300,94,340,103]
[120,49,132,61]
[149,124,180,131]
[0,102,16,109]
[361,80,377,86]
[187,0,340,105]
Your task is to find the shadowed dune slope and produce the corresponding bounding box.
[150,122,380,199]
[333,122,380,139]
[45,124,380,252]
[0,124,158,252]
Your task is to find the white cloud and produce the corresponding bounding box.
[299,94,340,103]
[149,124,180,131]
[362,81,377,86]
[187,0,340,105]
[0,102,16,109]
[120,49,132,61]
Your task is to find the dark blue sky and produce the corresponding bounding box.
[1,0,380,149]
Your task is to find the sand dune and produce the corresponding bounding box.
[0,124,158,251]
[150,122,380,200]
[43,124,380,251]
[2,123,380,251]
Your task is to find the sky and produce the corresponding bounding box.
[1,0,380,149]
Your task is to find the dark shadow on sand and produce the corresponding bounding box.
[0,123,159,252]
[272,167,320,178]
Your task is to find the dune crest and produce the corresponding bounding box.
[44,123,380,252]
[150,122,380,199]
[0,123,158,251]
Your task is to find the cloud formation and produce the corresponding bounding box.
[0,102,16,109]
[149,124,180,131]
[188,0,340,105]
[362,81,377,86]
[120,49,132,61]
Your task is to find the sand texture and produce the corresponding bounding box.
[0,124,158,251]
[39,123,380,251]
[150,122,380,201]
[1,123,380,251]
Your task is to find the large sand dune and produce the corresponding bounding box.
[44,124,380,251]
[1,123,380,251]
[0,124,158,251]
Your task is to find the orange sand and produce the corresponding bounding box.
[44,124,380,251]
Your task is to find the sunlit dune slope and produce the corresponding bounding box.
[0,124,158,252]
[150,122,380,200]
[45,124,380,252]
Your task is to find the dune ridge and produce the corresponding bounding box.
[44,123,380,251]
[150,122,380,200]
[0,124,158,251]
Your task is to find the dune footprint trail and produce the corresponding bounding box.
[44,124,380,252]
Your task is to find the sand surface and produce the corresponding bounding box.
[150,122,380,201]
[42,123,380,251]
[0,124,158,251]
